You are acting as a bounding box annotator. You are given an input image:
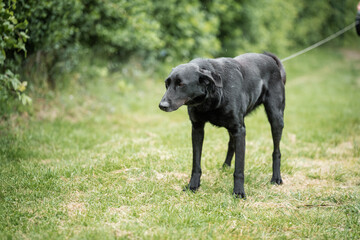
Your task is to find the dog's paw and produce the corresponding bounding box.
[183,184,199,193]
[271,177,283,185]
[233,190,246,199]
[222,163,231,169]
[183,176,201,192]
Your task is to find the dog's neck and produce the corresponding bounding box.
[191,86,223,112]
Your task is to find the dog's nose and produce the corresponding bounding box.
[159,101,170,111]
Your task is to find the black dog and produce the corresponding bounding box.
[159,52,286,198]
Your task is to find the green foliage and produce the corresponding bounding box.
[78,0,163,57]
[4,0,359,63]
[17,0,82,52]
[152,0,220,60]
[0,2,28,58]
[0,1,31,107]
[1,0,359,115]
[17,0,163,57]
[240,0,299,55]
[204,0,358,56]
[0,70,31,105]
[290,0,355,48]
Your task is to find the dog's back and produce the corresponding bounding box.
[234,53,285,84]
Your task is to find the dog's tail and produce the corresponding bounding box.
[264,52,286,85]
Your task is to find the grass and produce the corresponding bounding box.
[1,47,360,239]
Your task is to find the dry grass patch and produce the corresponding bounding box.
[62,191,87,217]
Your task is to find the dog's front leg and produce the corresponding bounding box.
[231,125,246,198]
[187,121,205,191]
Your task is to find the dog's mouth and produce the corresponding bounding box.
[159,99,187,112]
[184,94,207,106]
[160,93,207,112]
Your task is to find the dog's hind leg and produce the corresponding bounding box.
[223,131,235,168]
[264,93,285,185]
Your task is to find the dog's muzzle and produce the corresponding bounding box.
[159,100,171,112]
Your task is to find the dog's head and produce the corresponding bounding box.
[159,63,222,112]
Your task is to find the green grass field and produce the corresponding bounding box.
[1,48,360,239]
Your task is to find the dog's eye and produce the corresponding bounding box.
[176,80,184,88]
[165,80,170,89]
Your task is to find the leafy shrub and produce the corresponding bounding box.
[0,1,31,108]
[1,0,358,115]
[152,0,220,61]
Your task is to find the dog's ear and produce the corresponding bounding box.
[198,68,223,88]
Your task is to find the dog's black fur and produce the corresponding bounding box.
[159,52,286,198]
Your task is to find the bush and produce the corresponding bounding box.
[204,0,358,57]
[0,1,31,109]
[1,0,358,115]
[152,0,220,61]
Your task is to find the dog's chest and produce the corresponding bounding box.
[209,114,227,127]
[197,110,234,128]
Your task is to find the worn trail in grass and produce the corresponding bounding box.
[1,48,360,239]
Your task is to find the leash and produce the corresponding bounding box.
[281,22,356,62]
